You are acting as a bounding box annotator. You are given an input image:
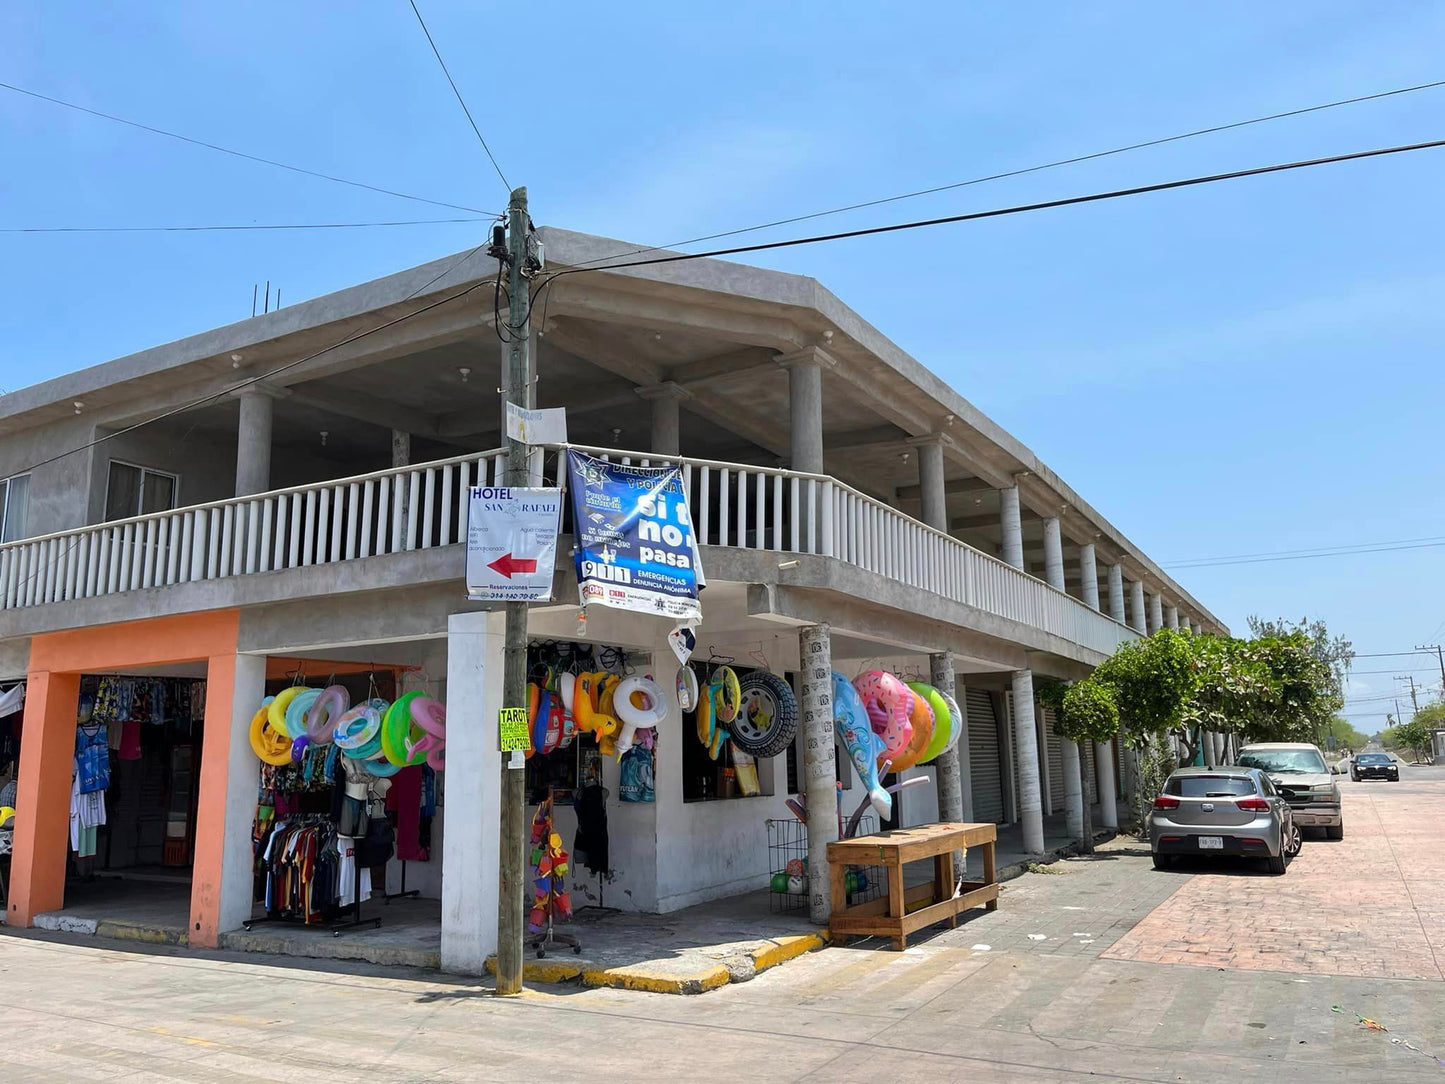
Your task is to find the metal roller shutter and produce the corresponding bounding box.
[1044,709,1064,815]
[967,688,1004,823]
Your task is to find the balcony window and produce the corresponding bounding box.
[105,462,178,521]
[0,474,29,542]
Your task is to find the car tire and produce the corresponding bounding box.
[727,671,798,758]
[1326,823,1344,841]
[1266,853,1287,875]
[1152,853,1173,871]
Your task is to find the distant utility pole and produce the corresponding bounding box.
[1416,643,1445,698]
[495,185,533,997]
[1402,674,1421,717]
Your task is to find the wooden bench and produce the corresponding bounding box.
[826,822,998,950]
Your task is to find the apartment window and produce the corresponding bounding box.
[105,462,178,521]
[0,474,30,542]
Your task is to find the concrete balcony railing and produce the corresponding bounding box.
[0,445,1137,655]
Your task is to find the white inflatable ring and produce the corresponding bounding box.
[559,672,578,714]
[676,666,699,712]
[614,675,667,756]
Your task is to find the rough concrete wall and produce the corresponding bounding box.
[87,426,236,524]
[0,415,98,538]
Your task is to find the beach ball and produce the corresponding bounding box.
[785,858,805,876]
[787,874,806,894]
[771,873,789,893]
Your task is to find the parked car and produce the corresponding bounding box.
[1350,752,1399,782]
[1148,766,1299,875]
[1235,742,1343,840]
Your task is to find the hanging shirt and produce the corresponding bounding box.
[74,724,110,794]
[69,772,106,852]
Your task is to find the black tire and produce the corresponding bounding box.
[1326,823,1344,841]
[1152,853,1173,871]
[728,671,798,758]
[1266,853,1287,875]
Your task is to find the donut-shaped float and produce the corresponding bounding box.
[853,670,913,765]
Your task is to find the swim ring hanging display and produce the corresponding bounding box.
[889,683,936,773]
[614,675,667,757]
[853,670,913,765]
[249,697,293,766]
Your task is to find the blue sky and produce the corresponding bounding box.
[3,3,1443,723]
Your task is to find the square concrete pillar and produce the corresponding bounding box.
[7,670,80,927]
[441,610,506,974]
[190,652,265,946]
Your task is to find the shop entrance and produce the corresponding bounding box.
[32,665,208,941]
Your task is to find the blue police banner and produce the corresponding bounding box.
[566,449,703,623]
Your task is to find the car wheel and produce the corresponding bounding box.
[727,671,798,758]
[1326,823,1344,841]
[1266,852,1287,875]
[1152,853,1173,871]
[1284,824,1302,858]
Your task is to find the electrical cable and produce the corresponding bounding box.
[1166,539,1445,570]
[0,80,490,215]
[1164,533,1445,568]
[558,78,1445,273]
[406,0,510,194]
[533,136,1445,287]
[4,218,487,234]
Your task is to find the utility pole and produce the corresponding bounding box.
[1416,644,1445,698]
[1402,674,1420,717]
[495,185,532,996]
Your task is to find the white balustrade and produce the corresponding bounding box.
[0,443,1132,654]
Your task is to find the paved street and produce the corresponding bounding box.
[2,767,1444,1082]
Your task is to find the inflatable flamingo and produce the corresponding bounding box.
[853,670,914,763]
[832,671,891,819]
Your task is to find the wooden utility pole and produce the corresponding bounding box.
[495,185,532,996]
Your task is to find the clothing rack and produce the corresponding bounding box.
[243,816,381,937]
[381,859,420,904]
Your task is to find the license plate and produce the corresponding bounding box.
[1198,836,1224,850]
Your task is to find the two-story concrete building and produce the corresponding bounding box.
[0,227,1224,972]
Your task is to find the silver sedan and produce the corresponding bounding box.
[1148,766,1300,875]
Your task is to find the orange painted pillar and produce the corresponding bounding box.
[8,670,80,927]
[189,652,263,947]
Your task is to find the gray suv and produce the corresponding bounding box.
[1236,742,1343,840]
[1148,766,1299,874]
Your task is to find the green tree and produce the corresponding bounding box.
[1246,615,1354,699]
[1394,718,1431,762]
[1322,716,1368,752]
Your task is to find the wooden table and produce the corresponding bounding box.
[826,822,998,950]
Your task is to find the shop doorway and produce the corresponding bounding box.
[36,665,208,940]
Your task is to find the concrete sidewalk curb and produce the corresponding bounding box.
[483,931,832,995]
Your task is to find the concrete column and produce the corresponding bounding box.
[441,610,506,974]
[1061,739,1084,840]
[234,387,282,496]
[1165,604,1179,631]
[1203,729,1217,768]
[1042,517,1065,591]
[7,669,81,927]
[1079,543,1100,610]
[1148,592,1164,634]
[799,624,837,924]
[1094,739,1118,829]
[1129,580,1147,633]
[778,349,827,474]
[929,652,967,821]
[190,652,264,946]
[636,382,691,458]
[1191,621,1203,635]
[1011,669,1045,854]
[913,437,948,532]
[1035,704,1052,813]
[1107,563,1125,623]
[391,429,411,468]
[999,485,1024,570]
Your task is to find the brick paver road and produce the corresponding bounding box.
[1103,765,1445,979]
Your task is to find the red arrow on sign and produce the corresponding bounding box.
[488,553,538,579]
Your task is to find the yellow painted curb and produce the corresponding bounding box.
[484,956,585,985]
[583,963,731,995]
[749,931,829,974]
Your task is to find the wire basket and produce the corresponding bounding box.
[766,814,884,913]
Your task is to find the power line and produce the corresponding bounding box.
[3,218,486,234]
[1166,533,1445,565]
[0,80,490,215]
[406,0,510,194]
[1351,651,1434,658]
[1165,535,1445,569]
[561,78,1445,273]
[535,137,1445,291]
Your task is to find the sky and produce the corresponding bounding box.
[3,3,1443,726]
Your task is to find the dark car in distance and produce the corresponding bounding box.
[1351,752,1399,782]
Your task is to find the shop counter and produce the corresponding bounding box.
[826,821,998,950]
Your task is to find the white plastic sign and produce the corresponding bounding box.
[465,486,562,601]
[505,402,568,445]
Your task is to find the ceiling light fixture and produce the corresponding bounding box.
[458,367,471,384]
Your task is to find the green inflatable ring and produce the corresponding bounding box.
[909,682,954,765]
[381,691,428,767]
